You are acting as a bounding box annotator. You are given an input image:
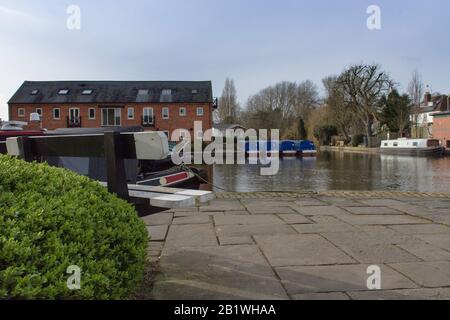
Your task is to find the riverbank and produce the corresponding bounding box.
[139,191,450,300]
[320,146,380,154]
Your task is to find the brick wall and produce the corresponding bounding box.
[433,115,450,148]
[9,103,212,141]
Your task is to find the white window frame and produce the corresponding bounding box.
[143,107,154,124]
[179,107,187,117]
[88,108,96,120]
[35,108,43,117]
[53,108,60,120]
[69,108,80,120]
[127,107,135,120]
[197,107,204,116]
[18,108,25,117]
[162,107,170,120]
[101,108,121,127]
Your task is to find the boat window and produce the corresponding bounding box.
[412,142,418,147]
[384,143,388,147]
[427,140,439,147]
[393,143,398,147]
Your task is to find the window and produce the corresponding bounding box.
[138,89,149,95]
[197,107,204,116]
[383,143,388,147]
[53,108,60,120]
[89,108,96,120]
[393,143,398,147]
[31,90,39,95]
[82,89,93,95]
[35,108,43,116]
[163,131,170,138]
[58,89,69,95]
[101,108,121,126]
[128,107,135,120]
[143,108,154,125]
[192,89,198,94]
[412,142,418,147]
[179,107,187,116]
[162,107,169,119]
[162,89,172,95]
[18,108,25,117]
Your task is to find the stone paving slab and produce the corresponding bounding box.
[343,206,404,215]
[152,245,289,300]
[389,262,450,288]
[294,206,350,216]
[254,234,356,267]
[165,224,218,248]
[275,264,417,295]
[144,192,450,300]
[337,214,429,226]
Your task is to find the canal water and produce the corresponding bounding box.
[211,151,450,193]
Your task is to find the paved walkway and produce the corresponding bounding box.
[142,192,450,300]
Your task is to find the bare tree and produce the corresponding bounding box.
[407,70,424,138]
[335,64,394,146]
[296,80,320,120]
[219,78,240,124]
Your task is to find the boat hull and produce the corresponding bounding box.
[380,147,445,156]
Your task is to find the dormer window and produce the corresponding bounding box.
[138,89,149,95]
[192,89,198,94]
[82,89,93,95]
[31,90,39,95]
[162,89,172,95]
[58,89,69,95]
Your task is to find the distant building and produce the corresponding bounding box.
[432,111,450,149]
[412,92,449,138]
[8,81,216,140]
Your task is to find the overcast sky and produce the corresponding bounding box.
[1,0,449,120]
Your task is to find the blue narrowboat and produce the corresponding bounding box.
[280,140,298,157]
[297,140,317,157]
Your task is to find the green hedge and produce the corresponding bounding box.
[0,155,148,299]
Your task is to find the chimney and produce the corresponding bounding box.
[424,92,433,107]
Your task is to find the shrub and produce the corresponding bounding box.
[0,155,148,299]
[351,134,366,147]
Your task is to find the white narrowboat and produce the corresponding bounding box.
[380,138,444,156]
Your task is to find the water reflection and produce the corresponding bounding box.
[210,152,450,193]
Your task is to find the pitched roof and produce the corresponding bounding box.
[8,81,213,104]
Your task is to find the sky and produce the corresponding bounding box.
[1,0,450,120]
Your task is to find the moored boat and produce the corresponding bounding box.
[297,140,317,157]
[280,140,298,157]
[380,138,444,156]
[0,121,45,154]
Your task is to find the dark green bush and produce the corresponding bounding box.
[351,134,366,147]
[0,155,148,299]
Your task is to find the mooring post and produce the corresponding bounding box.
[104,132,130,200]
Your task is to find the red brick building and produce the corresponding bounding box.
[433,111,450,149]
[8,81,215,140]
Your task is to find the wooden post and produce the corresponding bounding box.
[104,132,129,200]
